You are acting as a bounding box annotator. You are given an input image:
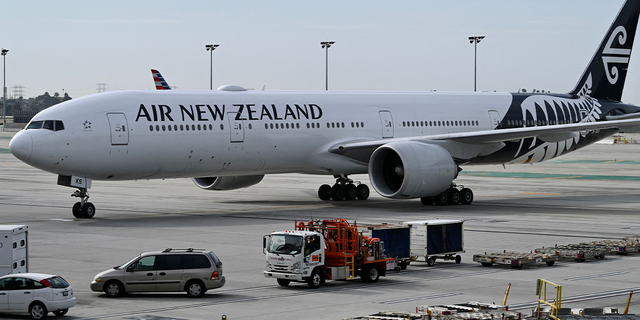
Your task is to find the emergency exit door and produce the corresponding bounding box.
[488,110,501,129]
[107,113,129,145]
[379,111,394,138]
[228,113,245,143]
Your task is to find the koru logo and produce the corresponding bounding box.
[602,25,631,85]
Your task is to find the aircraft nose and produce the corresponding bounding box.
[9,131,33,162]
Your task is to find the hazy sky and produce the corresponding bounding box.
[2,1,639,105]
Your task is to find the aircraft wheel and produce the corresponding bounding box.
[435,191,449,206]
[72,202,83,218]
[331,185,345,201]
[461,188,474,205]
[318,184,332,200]
[420,197,434,205]
[82,202,96,219]
[344,184,357,200]
[449,188,461,205]
[356,184,370,200]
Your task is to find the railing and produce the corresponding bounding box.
[537,279,562,320]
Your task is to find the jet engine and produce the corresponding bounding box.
[368,142,457,198]
[192,175,265,191]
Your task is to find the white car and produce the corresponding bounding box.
[0,273,76,319]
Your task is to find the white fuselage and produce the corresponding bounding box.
[10,89,513,181]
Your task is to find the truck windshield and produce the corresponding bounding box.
[268,234,303,255]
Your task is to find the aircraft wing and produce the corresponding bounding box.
[329,118,640,162]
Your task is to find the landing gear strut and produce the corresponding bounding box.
[71,188,96,219]
[420,184,473,206]
[318,175,370,201]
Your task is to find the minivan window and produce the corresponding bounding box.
[209,252,223,268]
[155,255,183,270]
[184,255,211,269]
[130,256,155,272]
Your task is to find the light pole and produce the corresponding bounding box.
[320,41,335,90]
[2,49,7,132]
[205,44,219,90]
[468,36,485,92]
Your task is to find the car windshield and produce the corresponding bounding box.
[117,255,141,269]
[46,276,70,288]
[267,234,303,255]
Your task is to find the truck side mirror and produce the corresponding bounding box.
[263,235,267,254]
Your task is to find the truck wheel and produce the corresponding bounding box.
[277,279,291,287]
[427,257,436,267]
[481,262,492,267]
[455,255,462,264]
[307,269,323,288]
[399,261,408,270]
[546,261,555,266]
[361,265,379,283]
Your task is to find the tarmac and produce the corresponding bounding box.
[2,131,640,320]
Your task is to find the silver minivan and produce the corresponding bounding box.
[90,248,225,297]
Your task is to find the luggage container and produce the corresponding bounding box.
[0,225,28,276]
[401,220,464,266]
[359,224,412,270]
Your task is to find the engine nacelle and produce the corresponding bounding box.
[368,142,457,199]
[192,175,265,191]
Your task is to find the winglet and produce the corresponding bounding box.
[569,0,640,102]
[151,69,171,90]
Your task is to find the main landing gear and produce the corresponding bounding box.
[71,187,96,219]
[420,184,473,206]
[318,175,370,201]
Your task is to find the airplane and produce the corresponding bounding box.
[151,69,171,90]
[8,0,640,218]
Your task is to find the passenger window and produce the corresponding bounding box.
[0,278,13,290]
[130,256,156,272]
[54,121,65,131]
[27,121,43,129]
[13,278,34,290]
[184,255,212,269]
[155,255,183,270]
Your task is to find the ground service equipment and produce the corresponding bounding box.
[0,225,28,276]
[263,219,396,288]
[359,224,412,269]
[401,220,464,266]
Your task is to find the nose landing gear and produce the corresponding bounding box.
[318,175,370,201]
[71,188,96,219]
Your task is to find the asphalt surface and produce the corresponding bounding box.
[2,131,640,320]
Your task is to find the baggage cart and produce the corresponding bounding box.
[401,219,464,266]
[473,251,555,269]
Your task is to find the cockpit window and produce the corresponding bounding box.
[43,120,54,130]
[26,121,43,129]
[54,121,64,131]
[25,120,65,131]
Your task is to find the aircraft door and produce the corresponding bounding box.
[107,113,129,145]
[379,111,394,138]
[228,113,245,143]
[488,110,501,129]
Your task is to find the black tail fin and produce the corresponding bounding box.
[569,0,640,102]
